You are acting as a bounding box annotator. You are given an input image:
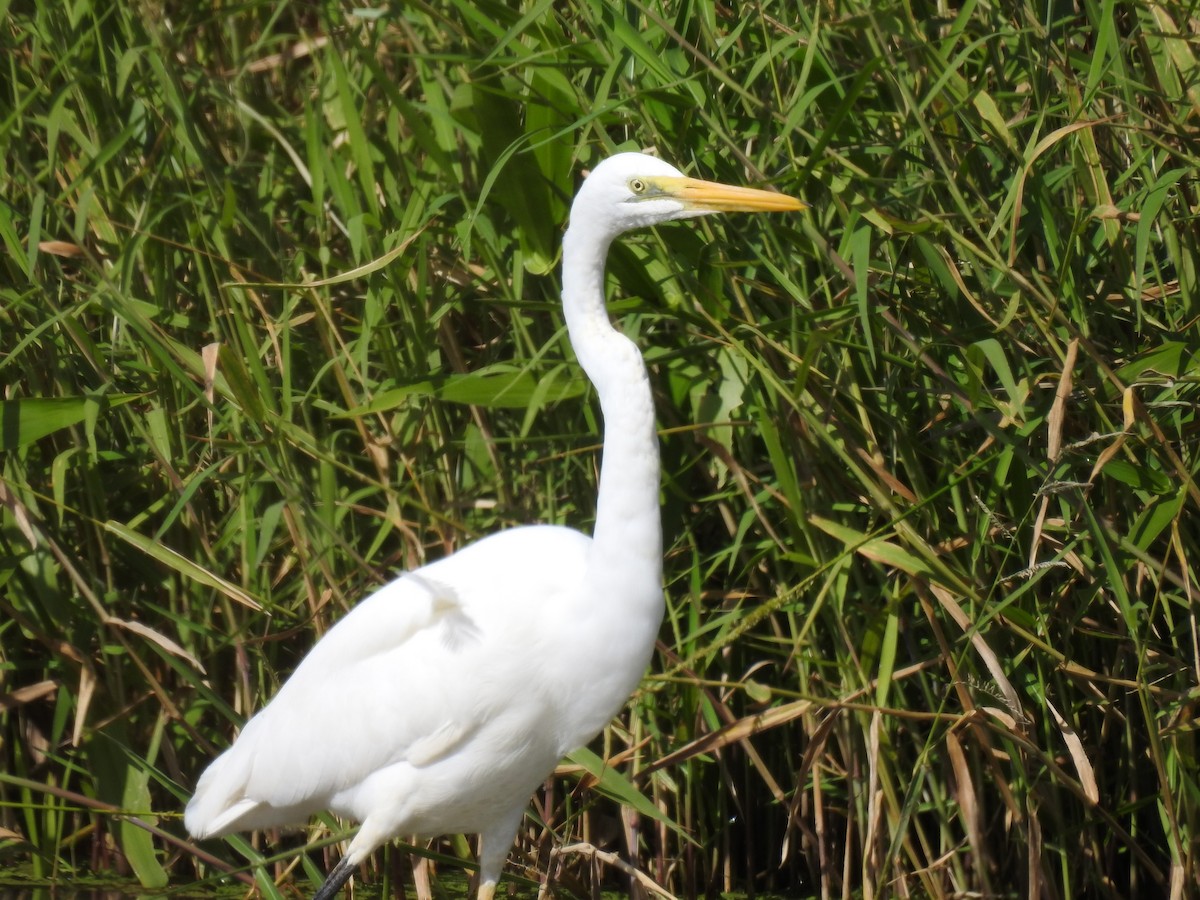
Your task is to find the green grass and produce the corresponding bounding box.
[2,0,1199,897]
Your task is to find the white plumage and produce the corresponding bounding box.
[185,152,803,900]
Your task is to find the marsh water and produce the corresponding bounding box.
[0,888,245,900]
[0,874,488,900]
[0,869,481,900]
[0,891,432,900]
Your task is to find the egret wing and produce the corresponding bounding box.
[186,525,593,840]
[186,572,476,835]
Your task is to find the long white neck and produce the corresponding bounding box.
[560,221,663,624]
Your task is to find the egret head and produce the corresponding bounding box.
[571,152,804,241]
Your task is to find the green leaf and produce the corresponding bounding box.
[1098,458,1172,495]
[0,394,139,452]
[566,746,687,838]
[119,766,169,888]
[88,735,168,888]
[104,520,262,610]
[1128,489,1185,551]
[875,606,900,708]
[810,515,932,576]
[744,679,772,704]
[1114,340,1199,383]
[967,338,1023,411]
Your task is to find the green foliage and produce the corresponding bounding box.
[2,0,1198,897]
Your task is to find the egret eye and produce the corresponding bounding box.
[629,177,646,194]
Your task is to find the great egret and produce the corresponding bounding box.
[184,152,803,900]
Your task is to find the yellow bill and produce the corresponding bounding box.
[648,175,806,213]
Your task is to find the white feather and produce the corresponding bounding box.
[184,152,801,899]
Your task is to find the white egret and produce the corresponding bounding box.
[184,151,803,900]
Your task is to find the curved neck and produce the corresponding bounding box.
[561,224,663,584]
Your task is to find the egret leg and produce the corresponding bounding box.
[412,852,433,900]
[476,809,522,900]
[312,855,357,900]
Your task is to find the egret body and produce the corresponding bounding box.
[184,152,803,900]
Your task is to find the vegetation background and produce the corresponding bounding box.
[2,0,1198,897]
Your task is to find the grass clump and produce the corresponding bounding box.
[2,0,1198,897]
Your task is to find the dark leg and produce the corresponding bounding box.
[313,855,358,900]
